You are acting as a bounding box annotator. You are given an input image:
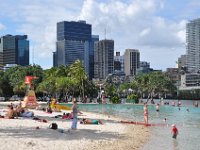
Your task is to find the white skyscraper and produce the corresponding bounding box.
[186,18,200,72]
[124,49,140,76]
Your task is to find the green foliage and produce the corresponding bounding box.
[68,60,88,98]
[127,93,139,100]
[127,93,139,104]
[2,65,43,95]
[129,71,176,99]
[36,60,95,99]
[0,62,96,98]
[105,84,117,97]
[178,89,200,100]
[110,95,120,104]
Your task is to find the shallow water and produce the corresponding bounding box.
[71,101,200,150]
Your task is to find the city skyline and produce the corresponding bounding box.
[0,0,200,70]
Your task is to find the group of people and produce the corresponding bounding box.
[70,99,103,130]
[143,102,179,139]
[0,102,34,119]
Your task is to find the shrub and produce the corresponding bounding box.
[127,94,139,104]
[111,95,120,104]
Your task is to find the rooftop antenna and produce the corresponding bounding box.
[32,44,34,65]
[104,28,106,40]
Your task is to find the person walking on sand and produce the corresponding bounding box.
[144,103,148,124]
[171,124,178,139]
[71,99,82,130]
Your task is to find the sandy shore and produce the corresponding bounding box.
[0,104,149,150]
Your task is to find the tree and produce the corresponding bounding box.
[68,60,88,99]
[110,95,120,104]
[36,67,58,96]
[105,83,117,98]
[130,71,176,100]
[56,77,76,101]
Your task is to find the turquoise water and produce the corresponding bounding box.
[64,101,200,150]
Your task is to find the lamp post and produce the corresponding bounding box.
[197,81,199,89]
[176,81,179,100]
[98,84,103,104]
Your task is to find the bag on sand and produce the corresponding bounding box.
[49,123,58,130]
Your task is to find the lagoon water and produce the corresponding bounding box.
[74,100,200,150]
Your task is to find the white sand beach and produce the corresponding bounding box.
[0,105,149,150]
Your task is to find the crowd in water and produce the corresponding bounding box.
[141,98,199,108]
[141,98,199,140]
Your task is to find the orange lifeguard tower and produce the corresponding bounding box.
[22,76,38,109]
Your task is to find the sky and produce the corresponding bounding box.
[0,0,200,70]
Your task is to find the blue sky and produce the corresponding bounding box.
[0,0,200,70]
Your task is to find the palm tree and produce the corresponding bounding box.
[68,60,88,100]
[56,77,76,101]
[130,71,175,100]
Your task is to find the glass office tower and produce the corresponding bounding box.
[17,36,29,65]
[0,35,29,68]
[55,20,96,78]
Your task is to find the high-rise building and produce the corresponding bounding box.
[165,68,180,86]
[0,41,3,69]
[178,55,187,69]
[0,34,29,68]
[114,51,124,72]
[55,20,94,78]
[137,61,153,75]
[94,39,114,79]
[53,52,57,67]
[186,18,200,72]
[89,35,99,79]
[124,49,140,76]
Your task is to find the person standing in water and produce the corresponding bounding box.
[171,124,178,139]
[71,99,82,130]
[156,103,160,112]
[144,103,148,124]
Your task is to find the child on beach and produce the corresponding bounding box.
[171,124,178,139]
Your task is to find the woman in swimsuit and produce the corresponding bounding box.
[81,118,103,125]
[144,103,148,124]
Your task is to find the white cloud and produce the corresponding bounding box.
[78,0,187,70]
[0,23,6,30]
[139,28,151,37]
[4,0,83,67]
[0,0,191,70]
